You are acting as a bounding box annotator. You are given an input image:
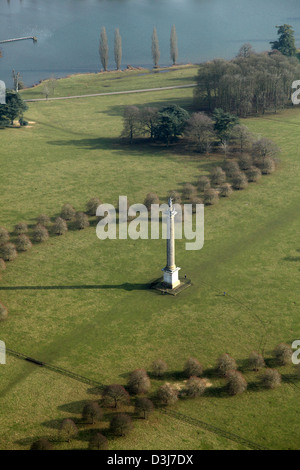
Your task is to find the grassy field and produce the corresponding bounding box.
[0,67,299,450]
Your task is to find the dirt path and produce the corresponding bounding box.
[24,83,197,102]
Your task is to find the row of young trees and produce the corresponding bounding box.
[0,197,104,322]
[99,25,178,71]
[30,343,299,449]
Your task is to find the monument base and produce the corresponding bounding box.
[150,277,191,296]
[162,266,181,289]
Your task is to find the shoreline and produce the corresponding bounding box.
[23,63,196,90]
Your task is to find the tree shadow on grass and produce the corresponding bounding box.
[0,282,151,291]
[58,400,88,415]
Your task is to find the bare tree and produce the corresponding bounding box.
[114,28,122,70]
[102,384,130,408]
[128,369,151,395]
[261,369,281,389]
[152,359,168,378]
[170,25,178,65]
[184,358,203,378]
[151,27,160,68]
[82,401,103,424]
[99,26,109,71]
[217,353,237,376]
[185,376,206,398]
[248,351,265,371]
[237,43,256,58]
[135,397,154,419]
[203,188,219,205]
[231,125,254,153]
[210,166,226,186]
[60,418,78,442]
[273,343,293,366]
[89,433,108,450]
[121,106,141,144]
[110,413,132,436]
[197,176,211,192]
[157,383,178,405]
[185,112,215,153]
[141,107,158,140]
[226,370,247,395]
[219,183,233,197]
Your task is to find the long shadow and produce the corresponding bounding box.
[0,282,150,291]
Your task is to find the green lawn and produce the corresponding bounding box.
[0,68,299,450]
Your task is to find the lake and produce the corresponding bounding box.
[0,0,299,88]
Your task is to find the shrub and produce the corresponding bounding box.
[223,161,240,177]
[30,439,53,450]
[273,343,293,366]
[37,214,50,226]
[232,171,248,190]
[184,357,203,378]
[248,351,265,371]
[185,376,206,398]
[157,383,178,405]
[203,188,219,205]
[86,197,102,216]
[135,397,154,419]
[246,166,262,182]
[82,401,103,424]
[16,234,32,252]
[75,212,90,230]
[260,157,275,174]
[128,369,151,395]
[261,369,281,389]
[102,384,130,408]
[52,217,68,235]
[88,433,108,450]
[60,203,76,220]
[60,418,78,442]
[152,359,168,378]
[197,176,211,192]
[252,138,280,160]
[219,183,233,197]
[168,190,181,204]
[0,227,9,245]
[210,166,226,186]
[110,413,132,437]
[14,222,28,235]
[144,193,160,211]
[0,302,8,321]
[33,224,49,243]
[1,243,17,261]
[217,353,237,376]
[238,154,253,170]
[182,183,197,201]
[0,258,6,271]
[226,370,247,395]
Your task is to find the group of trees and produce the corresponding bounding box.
[99,25,178,71]
[30,343,300,449]
[122,104,190,146]
[0,90,28,127]
[194,48,300,115]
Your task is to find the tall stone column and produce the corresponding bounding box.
[162,198,181,289]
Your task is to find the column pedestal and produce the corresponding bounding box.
[162,266,181,289]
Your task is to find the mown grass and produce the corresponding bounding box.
[21,64,198,100]
[0,68,299,449]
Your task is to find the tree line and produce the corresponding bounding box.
[99,25,178,71]
[194,49,300,116]
[29,343,300,449]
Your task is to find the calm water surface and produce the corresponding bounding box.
[0,0,299,87]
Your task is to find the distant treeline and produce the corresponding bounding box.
[194,49,300,116]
